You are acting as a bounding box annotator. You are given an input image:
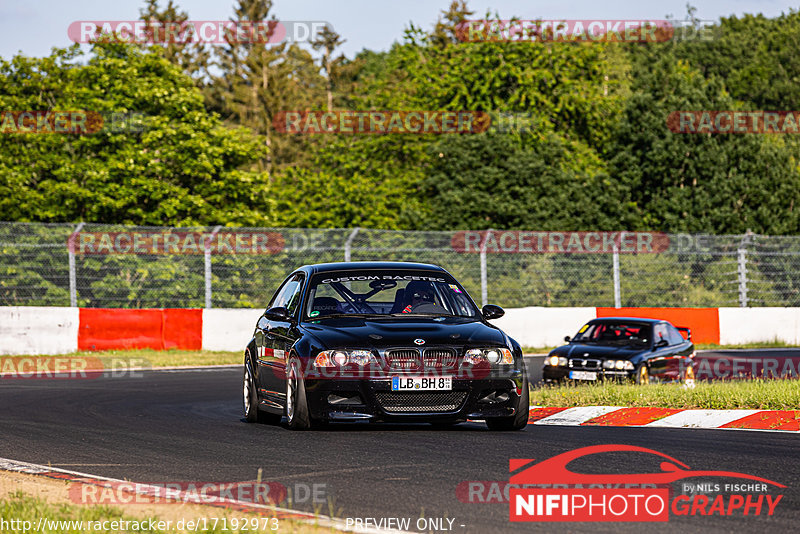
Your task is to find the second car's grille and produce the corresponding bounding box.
[569,358,601,370]
[376,391,467,413]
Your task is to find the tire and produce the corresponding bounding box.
[243,358,281,425]
[286,358,313,430]
[486,376,529,431]
[635,363,650,385]
[682,362,696,389]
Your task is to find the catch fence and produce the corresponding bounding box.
[1,223,799,309]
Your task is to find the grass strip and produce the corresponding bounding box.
[530,379,800,410]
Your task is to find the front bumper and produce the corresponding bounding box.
[305,373,525,423]
[542,365,634,382]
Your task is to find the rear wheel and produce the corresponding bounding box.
[635,363,650,385]
[286,358,313,430]
[486,376,529,431]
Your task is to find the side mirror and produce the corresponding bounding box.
[482,304,505,320]
[564,336,571,343]
[264,306,291,321]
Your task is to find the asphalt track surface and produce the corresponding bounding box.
[1,367,798,534]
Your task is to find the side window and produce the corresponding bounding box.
[667,325,686,345]
[269,274,304,315]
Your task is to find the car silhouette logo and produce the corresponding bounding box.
[509,444,785,487]
[414,339,425,345]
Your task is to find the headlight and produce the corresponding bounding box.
[602,359,634,371]
[547,355,567,367]
[314,349,377,368]
[465,348,514,365]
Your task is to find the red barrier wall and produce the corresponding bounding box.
[595,307,720,344]
[78,308,202,351]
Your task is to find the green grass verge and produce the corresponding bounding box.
[0,492,165,533]
[530,379,800,410]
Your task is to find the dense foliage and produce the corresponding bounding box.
[2,1,800,235]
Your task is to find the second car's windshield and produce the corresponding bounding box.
[304,270,479,319]
[572,322,651,346]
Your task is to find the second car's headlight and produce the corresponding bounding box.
[547,355,568,367]
[602,359,634,370]
[465,348,514,365]
[314,349,377,368]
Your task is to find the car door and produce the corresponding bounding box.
[648,323,673,380]
[256,273,305,409]
[665,324,693,379]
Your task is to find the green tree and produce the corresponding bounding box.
[0,41,268,225]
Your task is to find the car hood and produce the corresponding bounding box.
[300,316,507,350]
[550,343,648,360]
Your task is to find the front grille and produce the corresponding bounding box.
[422,348,457,370]
[386,349,421,370]
[376,391,467,413]
[569,358,601,370]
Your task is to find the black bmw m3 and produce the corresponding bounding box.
[242,262,529,430]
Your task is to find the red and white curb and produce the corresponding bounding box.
[0,458,411,534]
[528,406,800,432]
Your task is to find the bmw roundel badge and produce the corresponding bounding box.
[414,339,425,345]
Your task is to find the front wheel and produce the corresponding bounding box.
[286,358,313,430]
[635,363,650,385]
[486,376,529,431]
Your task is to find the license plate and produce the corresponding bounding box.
[569,371,597,381]
[391,376,452,391]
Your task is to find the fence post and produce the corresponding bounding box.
[68,222,85,307]
[737,247,748,308]
[480,229,491,307]
[344,227,360,262]
[612,244,621,308]
[205,225,222,309]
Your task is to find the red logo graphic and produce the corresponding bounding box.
[508,445,785,522]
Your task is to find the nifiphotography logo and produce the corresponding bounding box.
[508,445,785,522]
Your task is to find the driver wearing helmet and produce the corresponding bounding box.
[402,281,435,313]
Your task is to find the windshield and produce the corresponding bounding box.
[304,270,479,319]
[571,322,651,347]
